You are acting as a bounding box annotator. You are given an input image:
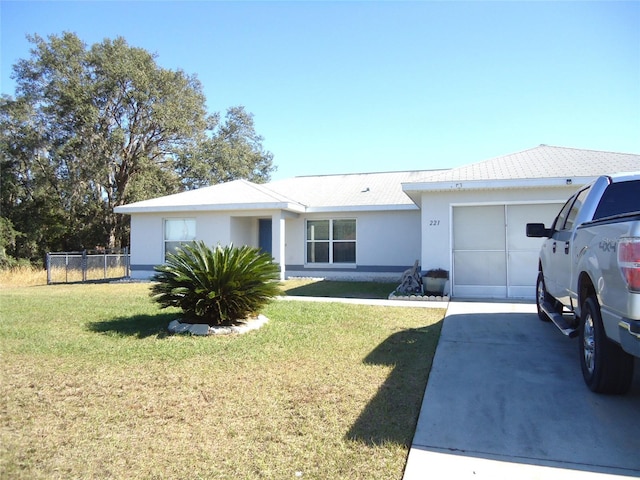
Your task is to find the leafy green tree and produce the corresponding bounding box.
[176,106,275,189]
[0,94,68,261]
[0,217,20,267]
[1,32,275,262]
[150,242,282,326]
[8,32,210,250]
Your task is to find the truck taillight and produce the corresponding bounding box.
[618,238,640,292]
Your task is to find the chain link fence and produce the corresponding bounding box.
[46,249,130,284]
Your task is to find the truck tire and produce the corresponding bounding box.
[536,271,552,322]
[579,296,634,394]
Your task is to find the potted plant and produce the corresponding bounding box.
[423,268,449,296]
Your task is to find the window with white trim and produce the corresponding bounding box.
[306,219,356,264]
[164,218,196,260]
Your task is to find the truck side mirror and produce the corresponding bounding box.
[526,223,552,238]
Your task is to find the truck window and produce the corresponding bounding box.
[593,180,640,220]
[552,197,574,231]
[564,187,591,230]
[553,186,590,231]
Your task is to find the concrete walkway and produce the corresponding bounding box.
[403,301,640,480]
[278,295,448,309]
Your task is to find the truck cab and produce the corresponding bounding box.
[527,173,640,394]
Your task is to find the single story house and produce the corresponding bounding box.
[115,145,640,299]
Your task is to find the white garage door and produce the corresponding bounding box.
[452,203,562,299]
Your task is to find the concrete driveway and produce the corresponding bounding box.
[404,301,640,479]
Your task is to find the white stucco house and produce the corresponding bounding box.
[114,145,640,299]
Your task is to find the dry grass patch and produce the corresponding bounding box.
[0,265,47,287]
[0,265,127,287]
[1,284,444,479]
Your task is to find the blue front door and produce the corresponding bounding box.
[258,219,272,255]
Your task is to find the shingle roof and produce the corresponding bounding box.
[115,170,444,214]
[115,179,306,213]
[415,145,640,183]
[115,146,639,214]
[265,170,441,210]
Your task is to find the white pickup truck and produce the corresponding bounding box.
[526,172,640,394]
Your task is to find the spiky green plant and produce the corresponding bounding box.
[150,242,282,326]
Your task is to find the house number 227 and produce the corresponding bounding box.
[429,220,440,226]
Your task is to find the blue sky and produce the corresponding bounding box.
[2,1,639,180]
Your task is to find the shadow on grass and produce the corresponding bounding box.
[284,280,397,299]
[87,313,176,339]
[346,320,443,446]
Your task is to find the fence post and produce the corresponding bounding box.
[125,246,130,278]
[104,251,108,280]
[46,253,51,285]
[82,250,87,283]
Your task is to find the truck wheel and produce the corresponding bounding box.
[536,271,552,322]
[579,296,634,394]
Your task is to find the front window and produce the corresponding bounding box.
[164,218,196,260]
[306,219,356,264]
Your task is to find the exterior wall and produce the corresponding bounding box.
[129,212,235,279]
[418,185,579,297]
[284,210,421,281]
[198,212,232,246]
[129,210,286,279]
[129,214,164,279]
[128,209,420,281]
[230,216,256,248]
[421,185,577,298]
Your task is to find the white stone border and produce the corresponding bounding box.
[388,292,450,302]
[168,314,269,336]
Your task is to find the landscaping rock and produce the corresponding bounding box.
[167,314,269,336]
[189,324,210,336]
[388,292,450,302]
[168,319,190,334]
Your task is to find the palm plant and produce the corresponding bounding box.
[150,241,282,326]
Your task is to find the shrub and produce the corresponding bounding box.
[150,242,282,326]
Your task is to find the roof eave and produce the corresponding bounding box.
[402,176,599,194]
[305,204,419,213]
[114,202,306,215]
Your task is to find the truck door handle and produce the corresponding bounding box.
[565,242,570,254]
[552,241,557,253]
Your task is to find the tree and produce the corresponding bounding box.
[177,106,275,189]
[0,94,67,261]
[0,217,20,267]
[1,32,275,262]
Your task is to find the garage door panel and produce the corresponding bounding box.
[507,204,562,250]
[454,251,506,286]
[452,203,564,300]
[508,250,540,286]
[453,205,505,250]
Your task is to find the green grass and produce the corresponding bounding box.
[282,279,398,299]
[0,283,444,479]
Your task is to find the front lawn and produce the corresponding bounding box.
[281,278,398,299]
[0,283,444,479]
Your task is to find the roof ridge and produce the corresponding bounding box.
[427,145,640,177]
[291,168,448,179]
[416,148,536,179]
[538,144,640,156]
